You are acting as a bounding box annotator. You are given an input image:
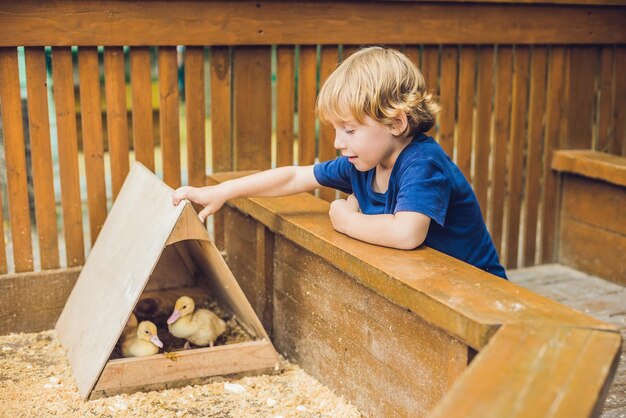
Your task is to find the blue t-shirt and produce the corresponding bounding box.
[313,133,507,279]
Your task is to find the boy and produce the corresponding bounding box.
[172,46,507,279]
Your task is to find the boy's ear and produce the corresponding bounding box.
[390,112,409,136]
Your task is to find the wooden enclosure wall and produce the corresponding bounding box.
[0,1,625,275]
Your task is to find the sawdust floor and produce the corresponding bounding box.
[0,330,361,418]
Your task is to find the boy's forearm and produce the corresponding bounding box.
[216,165,318,200]
[342,212,425,250]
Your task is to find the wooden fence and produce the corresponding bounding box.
[0,0,625,274]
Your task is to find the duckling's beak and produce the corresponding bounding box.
[150,334,164,348]
[167,310,181,325]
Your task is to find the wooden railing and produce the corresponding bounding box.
[0,1,624,272]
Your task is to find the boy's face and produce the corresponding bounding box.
[331,115,399,172]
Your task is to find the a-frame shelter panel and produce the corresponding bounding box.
[55,163,188,398]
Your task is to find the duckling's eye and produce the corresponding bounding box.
[182,305,187,309]
[144,330,149,334]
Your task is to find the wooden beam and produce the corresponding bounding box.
[0,1,625,46]
[208,172,617,350]
[552,150,626,187]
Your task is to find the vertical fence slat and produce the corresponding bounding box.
[130,47,155,171]
[523,46,547,267]
[78,47,107,245]
[439,46,458,157]
[506,46,530,268]
[25,47,60,270]
[297,45,317,167]
[0,47,33,272]
[52,47,84,267]
[210,46,232,173]
[158,46,181,188]
[613,46,626,156]
[474,46,494,216]
[565,47,596,149]
[541,47,566,264]
[596,47,614,153]
[404,45,420,69]
[184,46,206,187]
[490,46,513,259]
[342,45,359,60]
[233,46,271,170]
[276,46,295,167]
[318,45,339,202]
[210,46,232,251]
[422,45,439,138]
[104,46,130,200]
[0,191,6,273]
[457,46,476,181]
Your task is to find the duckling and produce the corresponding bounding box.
[167,296,227,348]
[122,320,164,357]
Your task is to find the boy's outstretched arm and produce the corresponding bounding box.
[173,165,320,221]
[329,195,430,250]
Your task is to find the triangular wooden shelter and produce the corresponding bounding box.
[56,163,279,399]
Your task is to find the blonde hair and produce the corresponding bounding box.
[316,46,439,135]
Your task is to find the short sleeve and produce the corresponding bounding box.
[394,159,451,227]
[313,157,353,194]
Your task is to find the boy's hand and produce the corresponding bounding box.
[172,185,227,223]
[329,194,360,233]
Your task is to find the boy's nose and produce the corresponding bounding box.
[334,135,345,150]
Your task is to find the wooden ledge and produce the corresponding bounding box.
[552,150,626,187]
[208,172,617,349]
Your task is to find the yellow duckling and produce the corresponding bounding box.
[122,319,164,357]
[167,296,227,348]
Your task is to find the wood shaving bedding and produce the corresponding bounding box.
[0,330,361,418]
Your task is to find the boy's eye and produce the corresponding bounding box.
[345,129,355,135]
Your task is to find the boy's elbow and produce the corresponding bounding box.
[392,230,426,250]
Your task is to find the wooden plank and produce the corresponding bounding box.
[474,46,494,215]
[596,46,614,152]
[613,46,626,156]
[24,47,60,270]
[209,172,617,350]
[104,46,130,200]
[209,46,232,251]
[505,46,530,268]
[551,149,626,187]
[430,324,622,418]
[297,45,317,167]
[233,46,271,170]
[422,45,439,138]
[318,45,339,202]
[78,47,108,245]
[565,46,597,149]
[403,45,420,69]
[561,175,626,236]
[158,46,181,188]
[130,46,155,171]
[255,223,274,336]
[210,46,232,173]
[559,218,626,285]
[94,340,278,394]
[522,46,547,267]
[52,47,85,267]
[0,47,34,272]
[0,189,6,274]
[275,45,295,167]
[184,46,206,187]
[540,46,566,264]
[273,236,467,417]
[0,267,81,334]
[490,46,513,257]
[456,46,476,180]
[438,46,458,157]
[2,2,626,46]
